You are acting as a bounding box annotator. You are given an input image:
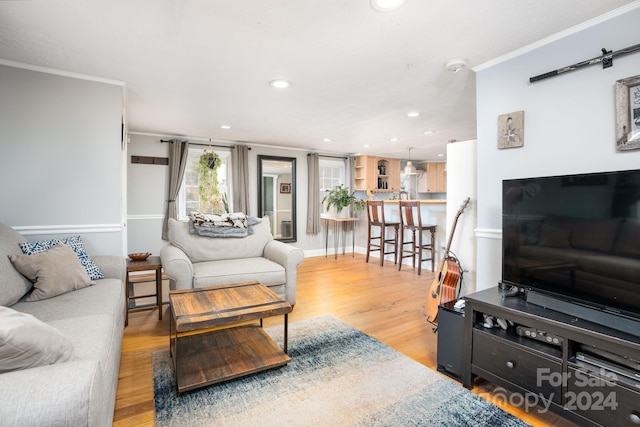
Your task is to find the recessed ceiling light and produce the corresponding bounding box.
[363,144,370,148]
[390,138,399,142]
[423,130,434,135]
[371,0,406,12]
[323,138,332,142]
[220,125,231,129]
[407,112,420,118]
[437,153,444,157]
[269,79,292,89]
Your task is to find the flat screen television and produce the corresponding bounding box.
[502,169,640,323]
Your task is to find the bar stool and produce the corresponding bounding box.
[365,200,400,266]
[398,200,436,275]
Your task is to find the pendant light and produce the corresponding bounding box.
[404,147,417,175]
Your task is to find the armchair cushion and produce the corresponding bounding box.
[168,218,272,262]
[193,258,286,288]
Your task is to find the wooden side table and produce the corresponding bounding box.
[125,256,163,326]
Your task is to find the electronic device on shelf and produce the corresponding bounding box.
[574,352,640,389]
[576,343,640,373]
[515,325,563,346]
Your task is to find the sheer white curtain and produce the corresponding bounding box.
[306,153,321,234]
[162,139,189,240]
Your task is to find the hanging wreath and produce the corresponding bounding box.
[197,150,223,214]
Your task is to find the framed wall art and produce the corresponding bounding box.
[498,111,524,149]
[280,183,291,194]
[615,74,640,152]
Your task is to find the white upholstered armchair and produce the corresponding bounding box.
[160,218,304,305]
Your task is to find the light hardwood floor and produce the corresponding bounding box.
[113,254,577,426]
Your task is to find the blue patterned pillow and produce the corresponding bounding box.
[19,236,104,280]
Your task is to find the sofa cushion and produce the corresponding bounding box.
[0,359,107,427]
[0,223,33,306]
[192,257,286,288]
[9,244,95,302]
[0,306,74,374]
[168,218,273,263]
[48,314,122,383]
[19,235,104,280]
[13,278,124,323]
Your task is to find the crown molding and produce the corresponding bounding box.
[0,58,125,86]
[473,1,640,72]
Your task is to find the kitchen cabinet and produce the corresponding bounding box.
[418,162,446,193]
[354,155,400,192]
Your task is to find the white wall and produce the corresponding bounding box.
[446,139,477,295]
[475,5,640,291]
[0,63,125,255]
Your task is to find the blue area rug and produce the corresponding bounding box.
[153,315,529,426]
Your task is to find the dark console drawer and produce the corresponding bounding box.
[472,329,562,404]
[567,366,640,426]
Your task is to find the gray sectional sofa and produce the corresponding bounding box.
[161,218,304,305]
[0,223,125,427]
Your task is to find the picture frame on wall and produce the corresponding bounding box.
[615,74,640,152]
[280,183,291,194]
[497,111,524,149]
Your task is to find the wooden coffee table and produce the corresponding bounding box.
[169,281,292,393]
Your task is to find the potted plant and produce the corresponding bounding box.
[322,185,365,217]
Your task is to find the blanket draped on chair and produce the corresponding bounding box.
[189,212,261,238]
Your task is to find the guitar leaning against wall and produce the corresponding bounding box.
[424,197,470,329]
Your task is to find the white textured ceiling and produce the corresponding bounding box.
[0,0,636,161]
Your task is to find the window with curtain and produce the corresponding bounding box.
[177,147,232,219]
[319,158,346,213]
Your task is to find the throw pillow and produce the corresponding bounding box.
[19,235,104,280]
[9,244,95,301]
[0,306,74,374]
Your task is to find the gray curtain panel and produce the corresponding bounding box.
[306,153,321,234]
[232,144,250,214]
[161,139,189,240]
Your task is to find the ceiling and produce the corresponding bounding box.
[0,0,636,162]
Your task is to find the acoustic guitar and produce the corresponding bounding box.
[424,197,470,327]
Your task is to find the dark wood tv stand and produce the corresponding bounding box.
[462,286,640,426]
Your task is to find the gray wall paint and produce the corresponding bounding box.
[475,6,640,291]
[0,64,124,254]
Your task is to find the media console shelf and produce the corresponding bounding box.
[462,287,640,426]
